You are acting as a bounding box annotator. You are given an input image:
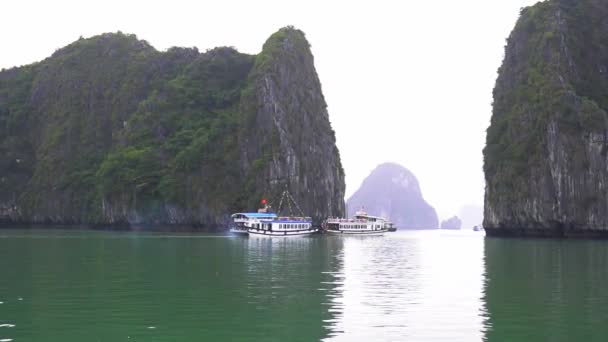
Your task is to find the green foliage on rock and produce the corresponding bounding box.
[483,0,608,233]
[0,28,346,227]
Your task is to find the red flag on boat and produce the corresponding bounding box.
[261,199,267,205]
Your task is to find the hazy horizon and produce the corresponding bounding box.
[0,0,540,219]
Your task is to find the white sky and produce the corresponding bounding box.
[1,0,540,219]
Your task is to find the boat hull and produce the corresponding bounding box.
[247,228,318,237]
[325,229,388,235]
[230,228,249,235]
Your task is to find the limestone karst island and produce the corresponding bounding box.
[483,0,608,238]
[4,0,608,340]
[0,27,345,229]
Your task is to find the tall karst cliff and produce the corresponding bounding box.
[483,0,608,237]
[347,163,438,229]
[0,27,345,228]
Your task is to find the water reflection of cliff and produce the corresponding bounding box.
[241,236,344,341]
[323,232,486,341]
[483,238,608,341]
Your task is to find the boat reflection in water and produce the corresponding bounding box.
[239,235,343,341]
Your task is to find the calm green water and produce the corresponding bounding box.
[1,230,608,341]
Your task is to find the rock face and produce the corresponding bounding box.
[440,216,462,230]
[347,163,438,229]
[483,0,608,237]
[0,27,345,229]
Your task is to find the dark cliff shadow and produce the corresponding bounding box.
[239,236,344,342]
[482,237,608,341]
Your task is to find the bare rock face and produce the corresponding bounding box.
[347,163,438,229]
[240,27,345,223]
[483,0,608,237]
[0,27,345,229]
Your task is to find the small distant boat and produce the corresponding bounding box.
[323,209,389,235]
[230,191,317,237]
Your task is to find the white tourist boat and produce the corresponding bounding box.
[323,209,390,235]
[246,215,316,237]
[230,191,317,237]
[230,212,278,235]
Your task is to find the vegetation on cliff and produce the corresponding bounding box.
[483,0,608,235]
[0,27,345,227]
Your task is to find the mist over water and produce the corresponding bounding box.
[1,229,607,341]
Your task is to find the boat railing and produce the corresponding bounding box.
[325,218,369,223]
[275,216,313,222]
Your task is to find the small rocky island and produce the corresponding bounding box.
[0,27,345,229]
[347,163,438,229]
[483,0,608,237]
[440,216,462,230]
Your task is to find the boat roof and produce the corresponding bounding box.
[231,212,278,218]
[268,217,312,222]
[354,214,385,220]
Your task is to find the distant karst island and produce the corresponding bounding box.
[0,27,345,229]
[440,216,462,230]
[484,0,608,238]
[347,163,438,229]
